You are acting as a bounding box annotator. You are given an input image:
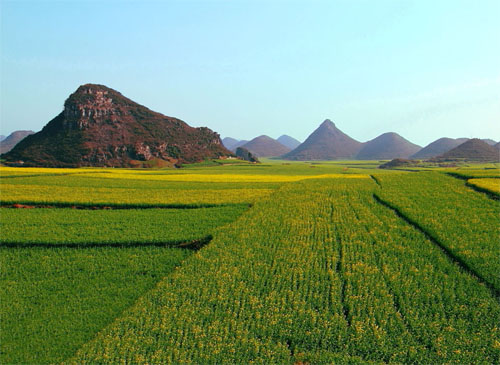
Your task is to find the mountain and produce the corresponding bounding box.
[356,132,421,160]
[2,84,231,167]
[0,130,35,154]
[283,119,362,160]
[435,139,499,161]
[482,139,497,146]
[277,135,301,150]
[235,147,259,163]
[0,135,5,142]
[411,137,469,159]
[495,142,500,149]
[231,140,249,151]
[240,135,290,157]
[379,158,420,169]
[222,137,249,152]
[222,137,240,150]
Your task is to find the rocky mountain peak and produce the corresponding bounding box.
[62,84,136,130]
[2,83,232,167]
[320,119,335,129]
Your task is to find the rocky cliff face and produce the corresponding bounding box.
[3,84,232,167]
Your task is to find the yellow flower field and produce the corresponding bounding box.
[0,167,103,176]
[467,178,500,195]
[0,183,273,205]
[78,172,369,183]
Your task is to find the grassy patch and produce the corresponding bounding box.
[0,205,248,246]
[0,202,248,363]
[0,246,191,364]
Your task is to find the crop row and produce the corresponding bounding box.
[374,172,500,291]
[71,178,499,363]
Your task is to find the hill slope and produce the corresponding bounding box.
[283,119,362,160]
[240,135,290,157]
[231,140,249,151]
[411,137,469,159]
[277,135,301,150]
[222,137,240,150]
[356,132,421,160]
[0,130,35,154]
[2,84,231,167]
[482,139,497,146]
[222,138,249,152]
[436,138,499,161]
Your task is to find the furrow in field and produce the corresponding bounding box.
[374,172,500,292]
[374,193,500,299]
[345,198,429,352]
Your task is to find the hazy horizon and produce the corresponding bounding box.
[1,0,499,146]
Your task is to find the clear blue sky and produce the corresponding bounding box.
[1,0,499,146]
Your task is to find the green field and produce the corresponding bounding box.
[1,162,499,363]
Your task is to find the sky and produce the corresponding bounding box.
[1,0,499,146]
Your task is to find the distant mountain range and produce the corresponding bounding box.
[219,120,499,162]
[223,135,300,155]
[3,87,498,166]
[411,138,469,159]
[277,135,301,150]
[2,84,231,167]
[0,130,35,154]
[434,139,499,162]
[239,135,291,157]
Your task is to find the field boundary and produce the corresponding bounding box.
[373,193,500,299]
[369,174,381,187]
[446,173,500,200]
[0,235,213,250]
[464,181,500,200]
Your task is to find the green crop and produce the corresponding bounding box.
[374,172,500,292]
[0,204,247,363]
[71,178,500,363]
[0,205,247,246]
[0,246,191,364]
[1,164,499,364]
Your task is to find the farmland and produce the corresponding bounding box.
[0,162,499,363]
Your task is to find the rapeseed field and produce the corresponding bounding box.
[1,162,498,363]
